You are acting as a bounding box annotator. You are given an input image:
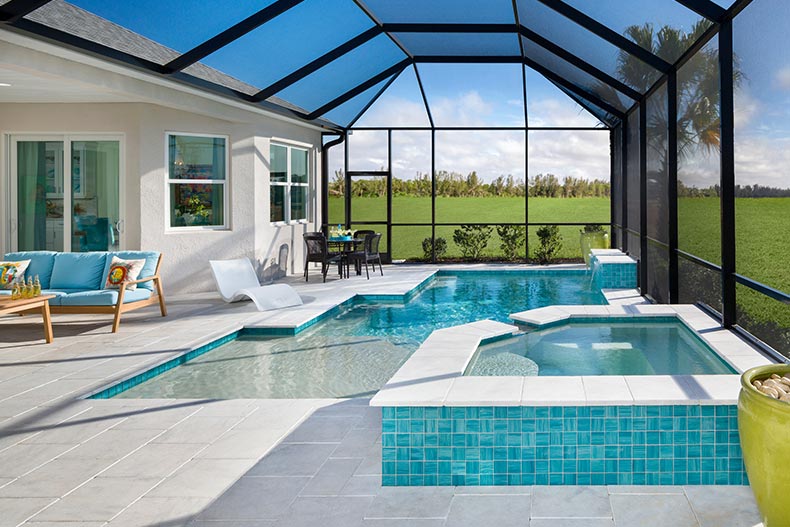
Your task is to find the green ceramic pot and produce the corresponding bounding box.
[739,364,790,527]
[580,232,609,266]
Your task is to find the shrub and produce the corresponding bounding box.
[581,224,606,234]
[453,225,493,259]
[533,225,563,264]
[421,237,447,260]
[496,225,526,260]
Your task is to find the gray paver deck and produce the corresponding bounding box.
[0,264,766,526]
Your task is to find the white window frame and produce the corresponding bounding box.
[270,142,310,225]
[165,132,229,232]
[6,133,126,253]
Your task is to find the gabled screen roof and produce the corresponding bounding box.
[0,0,729,129]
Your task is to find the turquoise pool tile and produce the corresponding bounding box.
[381,404,745,487]
[481,460,494,474]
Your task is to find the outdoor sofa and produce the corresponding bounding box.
[1,251,166,332]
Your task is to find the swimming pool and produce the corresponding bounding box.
[466,318,737,376]
[113,271,605,399]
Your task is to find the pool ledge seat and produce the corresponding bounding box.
[2,250,167,332]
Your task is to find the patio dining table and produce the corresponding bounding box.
[328,237,364,277]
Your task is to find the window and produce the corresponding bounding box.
[271,143,310,223]
[167,133,227,229]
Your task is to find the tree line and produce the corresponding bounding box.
[329,171,610,198]
[678,181,790,198]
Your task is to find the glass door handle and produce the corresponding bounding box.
[115,220,124,233]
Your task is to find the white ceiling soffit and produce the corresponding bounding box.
[0,63,135,103]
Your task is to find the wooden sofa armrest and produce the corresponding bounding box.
[120,274,161,287]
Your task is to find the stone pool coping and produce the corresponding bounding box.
[369,299,772,408]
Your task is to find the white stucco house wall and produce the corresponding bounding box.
[0,21,331,294]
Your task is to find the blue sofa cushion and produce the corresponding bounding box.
[0,289,84,306]
[58,288,152,307]
[3,251,57,288]
[41,289,88,306]
[50,252,108,290]
[102,251,160,291]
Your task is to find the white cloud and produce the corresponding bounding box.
[734,89,760,129]
[430,91,496,127]
[329,92,610,183]
[678,150,719,187]
[735,135,790,187]
[354,95,429,128]
[528,131,610,181]
[434,131,526,180]
[774,66,790,90]
[528,97,603,128]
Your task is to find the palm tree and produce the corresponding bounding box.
[612,21,741,166]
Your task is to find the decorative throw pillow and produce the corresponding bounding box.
[104,256,146,291]
[0,260,30,290]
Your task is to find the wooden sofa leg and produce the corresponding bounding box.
[112,285,127,333]
[155,278,167,317]
[111,307,123,333]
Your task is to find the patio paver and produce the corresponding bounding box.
[0,265,767,526]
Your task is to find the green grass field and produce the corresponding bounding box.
[329,195,790,355]
[329,196,610,260]
[679,197,790,354]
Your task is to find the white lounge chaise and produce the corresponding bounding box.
[209,258,303,311]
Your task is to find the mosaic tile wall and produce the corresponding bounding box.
[591,258,637,289]
[381,405,746,486]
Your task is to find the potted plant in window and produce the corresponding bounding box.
[176,195,211,226]
[579,224,608,265]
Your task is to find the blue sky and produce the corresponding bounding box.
[731,0,790,189]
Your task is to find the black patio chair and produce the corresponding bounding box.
[303,232,344,283]
[348,232,383,279]
[353,229,375,241]
[348,230,375,275]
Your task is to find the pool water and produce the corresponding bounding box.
[466,320,736,376]
[117,271,605,399]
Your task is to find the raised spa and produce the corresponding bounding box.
[466,318,737,377]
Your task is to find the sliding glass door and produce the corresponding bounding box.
[11,136,122,252]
